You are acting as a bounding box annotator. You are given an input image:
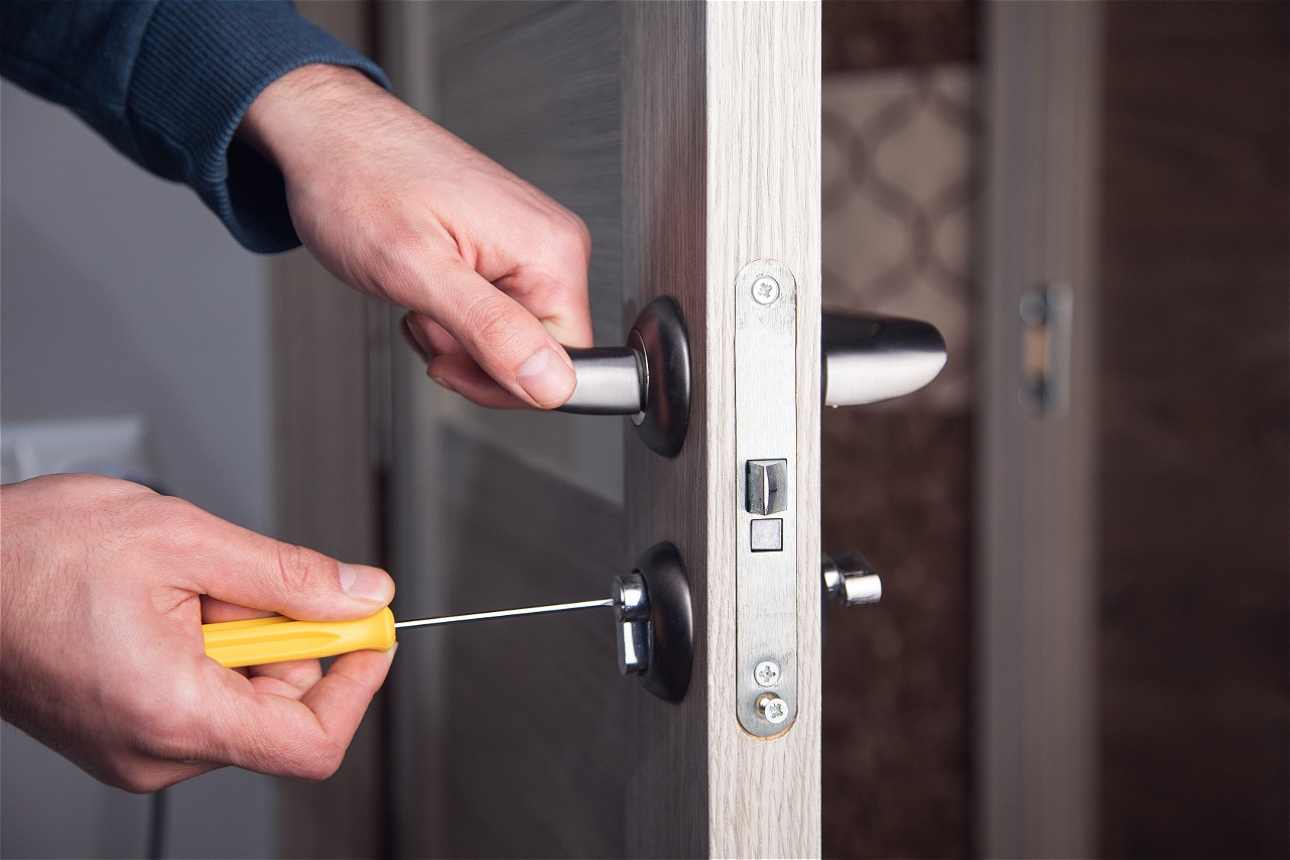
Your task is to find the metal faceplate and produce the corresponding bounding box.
[734,259,799,737]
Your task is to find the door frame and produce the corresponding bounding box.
[977,3,1103,857]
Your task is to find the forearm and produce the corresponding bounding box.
[239,63,395,184]
[4,2,593,411]
[0,0,388,253]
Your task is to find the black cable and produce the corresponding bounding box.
[147,787,167,860]
[141,480,170,860]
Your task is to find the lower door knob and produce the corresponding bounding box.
[822,552,883,606]
[612,542,693,703]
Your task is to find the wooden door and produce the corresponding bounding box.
[381,3,821,857]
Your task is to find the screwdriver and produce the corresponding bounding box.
[202,598,616,669]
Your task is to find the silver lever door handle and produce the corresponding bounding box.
[560,347,646,415]
[822,312,947,407]
[558,310,946,418]
[556,298,691,458]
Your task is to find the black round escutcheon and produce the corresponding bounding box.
[630,297,691,458]
[635,541,693,703]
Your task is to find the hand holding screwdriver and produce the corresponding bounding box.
[1,475,397,792]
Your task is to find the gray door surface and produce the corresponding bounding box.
[382,3,823,856]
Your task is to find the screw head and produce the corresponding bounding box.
[753,660,781,687]
[751,276,781,305]
[756,693,790,725]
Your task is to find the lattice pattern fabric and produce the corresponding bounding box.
[823,67,976,409]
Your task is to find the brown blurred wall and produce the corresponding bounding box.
[820,2,979,858]
[821,2,1289,858]
[1095,3,1290,857]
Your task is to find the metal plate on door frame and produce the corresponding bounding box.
[734,259,799,737]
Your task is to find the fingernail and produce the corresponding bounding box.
[339,563,394,604]
[426,368,455,392]
[516,347,575,407]
[402,317,431,361]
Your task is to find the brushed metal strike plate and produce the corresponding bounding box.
[734,258,798,737]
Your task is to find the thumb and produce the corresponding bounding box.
[192,528,394,621]
[386,258,577,409]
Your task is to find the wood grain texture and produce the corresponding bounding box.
[706,3,822,857]
[429,1,622,343]
[625,3,823,856]
[622,3,710,856]
[419,429,628,858]
[267,184,390,859]
[388,3,822,856]
[271,3,387,857]
[384,4,638,857]
[421,0,627,504]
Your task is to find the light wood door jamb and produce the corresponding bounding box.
[624,4,822,856]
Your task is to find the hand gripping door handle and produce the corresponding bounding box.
[556,307,948,451]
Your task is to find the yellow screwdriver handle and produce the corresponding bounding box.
[202,608,396,668]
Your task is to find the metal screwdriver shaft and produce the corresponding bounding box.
[393,597,615,630]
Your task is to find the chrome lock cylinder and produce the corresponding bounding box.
[612,572,651,676]
[612,543,693,704]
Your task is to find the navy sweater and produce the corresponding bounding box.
[0,1,389,253]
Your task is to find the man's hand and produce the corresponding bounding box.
[0,474,396,792]
[240,64,594,409]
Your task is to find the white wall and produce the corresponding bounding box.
[2,80,278,859]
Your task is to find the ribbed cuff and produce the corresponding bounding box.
[128,0,390,253]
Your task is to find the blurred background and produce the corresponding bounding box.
[2,34,279,860]
[818,2,1287,858]
[2,1,1286,858]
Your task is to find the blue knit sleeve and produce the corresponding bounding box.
[0,0,390,253]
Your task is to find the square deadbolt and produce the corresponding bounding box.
[746,459,788,515]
